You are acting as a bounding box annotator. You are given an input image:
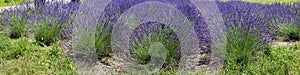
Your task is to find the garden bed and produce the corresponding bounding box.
[0,0,300,74]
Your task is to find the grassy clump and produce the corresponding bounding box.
[0,0,33,7]
[0,33,77,74]
[223,41,300,74]
[0,36,31,60]
[276,23,300,42]
[251,42,300,74]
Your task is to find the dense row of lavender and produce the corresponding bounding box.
[0,0,299,61]
[1,1,80,45]
[100,0,300,55]
[217,1,300,42]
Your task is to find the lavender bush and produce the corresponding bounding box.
[33,16,62,46]
[217,1,300,73]
[8,15,28,39]
[0,3,33,38]
[94,0,210,62]
[130,22,180,68]
[276,23,300,42]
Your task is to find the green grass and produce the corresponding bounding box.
[222,41,300,74]
[0,0,33,7]
[0,33,77,74]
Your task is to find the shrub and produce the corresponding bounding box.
[276,23,300,42]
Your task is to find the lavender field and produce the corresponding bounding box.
[0,0,300,74]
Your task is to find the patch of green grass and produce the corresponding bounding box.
[0,33,77,74]
[222,41,300,74]
[0,34,12,60]
[222,24,300,74]
[0,0,33,7]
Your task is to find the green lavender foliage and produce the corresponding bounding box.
[34,17,63,46]
[130,25,180,69]
[95,22,113,58]
[276,23,300,42]
[9,15,28,39]
[225,26,266,72]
